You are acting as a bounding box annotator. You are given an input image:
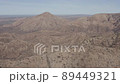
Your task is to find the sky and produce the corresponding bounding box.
[0,0,120,15]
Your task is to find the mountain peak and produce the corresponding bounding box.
[38,12,54,17]
[11,12,69,32]
[42,12,52,15]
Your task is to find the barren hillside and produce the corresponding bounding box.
[0,12,120,68]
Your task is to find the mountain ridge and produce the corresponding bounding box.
[4,12,70,32]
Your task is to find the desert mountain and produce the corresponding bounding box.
[4,12,120,33]
[72,13,120,34]
[8,12,69,32]
[0,12,120,68]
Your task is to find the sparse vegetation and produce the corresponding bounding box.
[0,12,120,68]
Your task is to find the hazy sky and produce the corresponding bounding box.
[0,0,120,15]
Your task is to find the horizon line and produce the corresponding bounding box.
[0,12,120,16]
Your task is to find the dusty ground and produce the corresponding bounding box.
[0,12,120,68]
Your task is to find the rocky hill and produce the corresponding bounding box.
[5,12,70,32]
[72,13,120,34]
[0,12,120,68]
